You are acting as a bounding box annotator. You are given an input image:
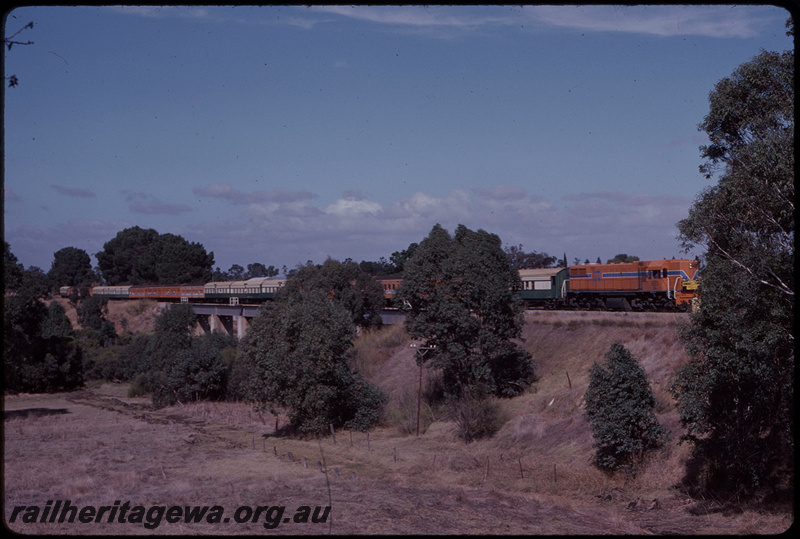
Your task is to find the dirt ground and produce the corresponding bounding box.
[4,383,792,535]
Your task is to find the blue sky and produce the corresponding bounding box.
[3,4,793,274]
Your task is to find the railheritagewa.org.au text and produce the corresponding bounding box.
[8,500,330,530]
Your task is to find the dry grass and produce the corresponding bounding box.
[4,311,793,535]
[347,323,408,379]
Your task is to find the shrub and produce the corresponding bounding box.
[241,290,386,434]
[4,296,83,393]
[584,342,669,475]
[166,334,228,404]
[76,296,109,330]
[451,391,503,443]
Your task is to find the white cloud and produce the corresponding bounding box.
[301,5,772,39]
[527,5,768,38]
[4,186,695,272]
[326,198,382,217]
[309,5,511,29]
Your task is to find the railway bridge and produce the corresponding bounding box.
[189,303,404,339]
[190,303,260,339]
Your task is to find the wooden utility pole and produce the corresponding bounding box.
[410,343,436,437]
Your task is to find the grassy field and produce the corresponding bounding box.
[3,310,792,534]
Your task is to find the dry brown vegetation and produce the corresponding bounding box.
[4,310,792,534]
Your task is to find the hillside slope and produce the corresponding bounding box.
[7,308,791,534]
[356,310,693,499]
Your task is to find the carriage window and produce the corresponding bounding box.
[662,268,668,278]
[652,270,660,278]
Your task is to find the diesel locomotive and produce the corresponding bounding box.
[376,259,699,312]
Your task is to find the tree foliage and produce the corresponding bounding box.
[95,227,214,285]
[673,47,794,495]
[145,233,215,284]
[607,254,640,264]
[76,296,109,330]
[241,290,385,434]
[4,244,84,392]
[129,304,227,407]
[280,258,385,328]
[584,343,668,474]
[212,262,280,281]
[389,243,419,274]
[246,262,279,278]
[48,246,95,290]
[4,241,24,290]
[358,257,398,276]
[504,244,557,269]
[399,224,535,401]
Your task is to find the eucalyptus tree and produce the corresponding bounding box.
[281,258,385,328]
[673,45,794,495]
[241,289,385,434]
[399,224,534,400]
[48,246,94,290]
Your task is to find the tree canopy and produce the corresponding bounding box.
[4,244,83,392]
[95,227,214,285]
[211,262,280,281]
[130,304,227,407]
[673,47,794,496]
[240,290,385,434]
[48,246,94,289]
[399,224,534,400]
[389,243,419,274]
[606,254,640,264]
[279,258,385,328]
[4,241,24,291]
[504,244,557,269]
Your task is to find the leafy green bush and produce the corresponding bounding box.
[76,296,109,330]
[166,334,228,404]
[4,293,84,393]
[584,343,669,475]
[241,290,386,434]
